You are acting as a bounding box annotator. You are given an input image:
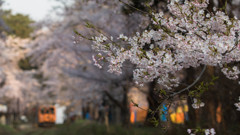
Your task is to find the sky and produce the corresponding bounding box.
[2,0,59,21]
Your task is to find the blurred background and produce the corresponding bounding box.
[0,0,239,135]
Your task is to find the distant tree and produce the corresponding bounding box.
[0,0,10,36]
[2,10,34,38]
[28,0,144,126]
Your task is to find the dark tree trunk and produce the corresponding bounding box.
[121,85,130,127]
[104,85,130,126]
[145,79,161,126]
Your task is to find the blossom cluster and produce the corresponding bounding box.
[234,96,240,111]
[221,66,240,79]
[91,0,240,90]
[192,98,205,109]
[187,128,216,135]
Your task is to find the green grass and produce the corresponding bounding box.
[4,119,239,135]
[12,120,168,135]
[0,120,191,135]
[0,124,17,135]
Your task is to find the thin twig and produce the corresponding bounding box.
[118,0,150,15]
[222,31,239,55]
[170,65,207,97]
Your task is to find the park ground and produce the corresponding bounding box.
[0,120,191,135]
[0,120,240,135]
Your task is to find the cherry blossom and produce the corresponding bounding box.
[234,96,240,111]
[192,98,205,109]
[187,128,216,135]
[90,0,240,91]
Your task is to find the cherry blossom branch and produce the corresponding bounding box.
[222,31,239,55]
[88,0,240,94]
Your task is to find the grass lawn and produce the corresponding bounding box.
[0,120,190,135]
[18,121,164,135]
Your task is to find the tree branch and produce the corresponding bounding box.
[170,65,207,97]
[104,90,125,110]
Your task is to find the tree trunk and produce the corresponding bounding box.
[145,79,161,126]
[104,85,130,126]
[121,85,130,127]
